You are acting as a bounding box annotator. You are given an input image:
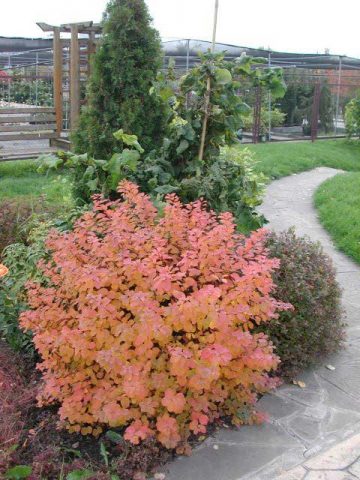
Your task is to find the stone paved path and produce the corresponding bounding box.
[163,167,360,480]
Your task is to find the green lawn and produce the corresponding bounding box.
[315,172,360,264]
[0,159,73,209]
[242,139,360,179]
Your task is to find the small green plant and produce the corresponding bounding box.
[38,129,143,204]
[5,465,32,480]
[261,229,345,379]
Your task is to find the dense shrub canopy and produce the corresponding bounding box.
[21,181,290,450]
[73,0,166,158]
[263,229,345,378]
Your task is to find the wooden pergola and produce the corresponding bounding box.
[37,21,102,138]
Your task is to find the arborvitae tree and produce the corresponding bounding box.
[73,0,166,158]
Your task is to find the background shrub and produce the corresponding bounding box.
[0,207,84,357]
[0,218,52,356]
[21,181,290,451]
[0,200,34,256]
[262,229,345,379]
[345,95,360,138]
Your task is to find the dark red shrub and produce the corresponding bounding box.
[263,229,345,378]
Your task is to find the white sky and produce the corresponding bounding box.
[1,0,359,58]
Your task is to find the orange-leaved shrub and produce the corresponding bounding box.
[21,181,291,451]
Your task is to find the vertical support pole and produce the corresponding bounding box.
[7,55,11,102]
[186,39,190,73]
[252,85,262,143]
[311,82,321,142]
[268,51,271,142]
[334,56,342,137]
[53,27,63,135]
[70,24,80,133]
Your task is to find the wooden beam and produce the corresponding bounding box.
[0,132,57,141]
[53,27,63,135]
[0,124,56,132]
[37,22,55,32]
[0,107,55,114]
[0,114,56,123]
[70,24,80,133]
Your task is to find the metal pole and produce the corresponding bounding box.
[211,0,219,51]
[7,55,11,102]
[35,52,39,106]
[186,39,190,73]
[268,51,271,142]
[335,56,342,136]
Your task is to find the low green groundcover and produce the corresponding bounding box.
[315,171,360,264]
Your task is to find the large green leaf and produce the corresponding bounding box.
[36,154,64,173]
[107,149,140,190]
[113,129,144,153]
[106,430,124,445]
[215,68,232,85]
[5,466,32,480]
[176,139,189,155]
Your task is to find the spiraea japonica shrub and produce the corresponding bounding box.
[21,181,290,451]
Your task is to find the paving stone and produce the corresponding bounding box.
[165,443,303,480]
[304,433,360,470]
[214,421,303,448]
[256,393,301,421]
[274,465,307,479]
[305,472,356,480]
[349,458,360,477]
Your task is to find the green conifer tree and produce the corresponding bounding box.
[73,0,166,158]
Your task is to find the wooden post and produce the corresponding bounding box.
[252,86,262,144]
[70,24,80,132]
[87,31,96,77]
[53,27,63,135]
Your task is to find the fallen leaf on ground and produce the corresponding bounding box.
[154,474,166,480]
[293,380,306,388]
[326,365,336,371]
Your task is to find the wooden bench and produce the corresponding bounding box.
[0,107,59,160]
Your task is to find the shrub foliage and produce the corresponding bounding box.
[345,94,360,138]
[21,181,290,450]
[263,229,345,378]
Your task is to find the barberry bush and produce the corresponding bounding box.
[21,181,290,451]
[263,229,345,379]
